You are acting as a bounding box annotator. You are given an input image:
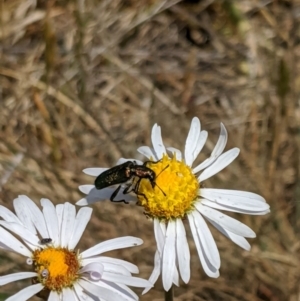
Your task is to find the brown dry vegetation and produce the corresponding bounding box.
[0,0,300,300]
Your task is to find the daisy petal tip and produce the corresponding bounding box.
[207,269,220,279]
[220,122,227,132]
[131,237,143,246]
[151,123,158,132]
[214,271,220,278]
[148,282,154,288]
[76,199,88,206]
[229,147,240,157]
[182,275,190,284]
[192,116,200,126]
[163,283,172,292]
[17,195,32,203]
[78,185,86,193]
[234,147,240,154]
[142,286,153,295]
[78,185,94,194]
[244,245,251,251]
[245,226,257,238]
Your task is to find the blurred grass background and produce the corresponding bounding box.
[0,0,300,300]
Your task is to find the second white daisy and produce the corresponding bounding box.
[0,195,151,300]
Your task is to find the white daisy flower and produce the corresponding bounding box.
[77,117,270,292]
[0,195,151,300]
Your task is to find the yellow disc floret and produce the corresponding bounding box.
[32,247,80,292]
[137,154,199,220]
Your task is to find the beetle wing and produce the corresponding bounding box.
[94,161,133,189]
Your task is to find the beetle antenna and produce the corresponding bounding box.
[155,183,167,196]
[156,164,169,178]
[154,164,169,196]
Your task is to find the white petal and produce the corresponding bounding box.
[80,262,104,275]
[175,219,190,283]
[211,123,228,157]
[151,124,166,159]
[82,256,138,274]
[166,147,182,161]
[116,158,143,165]
[20,196,48,238]
[81,237,143,258]
[200,199,270,215]
[99,262,131,276]
[60,203,76,248]
[199,148,240,182]
[102,272,151,288]
[201,188,266,201]
[0,272,37,285]
[80,262,104,280]
[154,219,165,254]
[193,130,208,161]
[190,211,220,269]
[62,288,77,301]
[95,278,139,301]
[208,219,251,250]
[162,221,176,291]
[187,214,219,278]
[196,204,256,238]
[83,167,108,176]
[13,196,36,234]
[73,283,95,301]
[41,198,60,244]
[6,283,43,301]
[200,189,268,211]
[0,205,21,224]
[142,251,161,294]
[0,227,31,257]
[137,146,156,159]
[172,265,179,286]
[68,207,92,249]
[55,204,64,238]
[79,184,94,194]
[76,198,92,206]
[48,291,60,301]
[0,242,10,250]
[193,123,228,173]
[185,117,201,166]
[159,222,167,235]
[78,279,129,301]
[0,221,39,246]
[77,186,135,205]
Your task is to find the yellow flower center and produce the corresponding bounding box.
[32,247,80,292]
[137,154,199,220]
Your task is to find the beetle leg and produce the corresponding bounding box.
[122,178,149,203]
[110,185,129,204]
[133,178,149,202]
[123,182,134,194]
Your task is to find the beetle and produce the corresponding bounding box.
[94,161,167,203]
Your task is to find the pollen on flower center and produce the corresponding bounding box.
[32,247,80,292]
[137,154,199,220]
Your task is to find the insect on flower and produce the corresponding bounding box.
[94,161,168,203]
[79,117,270,293]
[39,238,52,245]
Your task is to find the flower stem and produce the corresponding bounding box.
[165,285,174,301]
